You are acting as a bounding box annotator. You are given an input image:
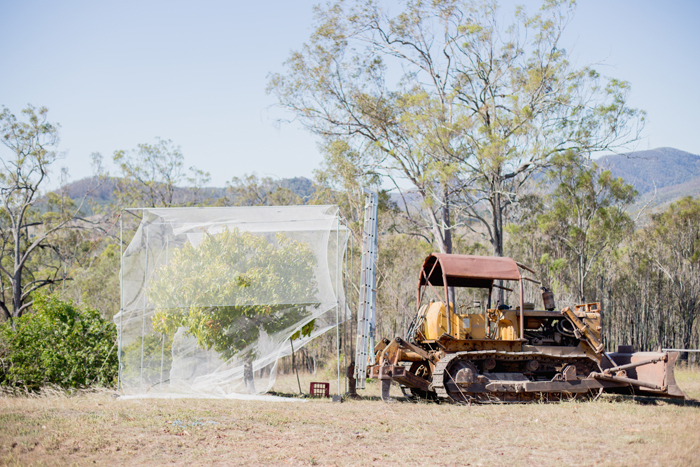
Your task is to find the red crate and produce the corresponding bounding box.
[310,382,330,398]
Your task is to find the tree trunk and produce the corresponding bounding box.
[681,303,696,361]
[491,191,504,257]
[12,270,22,319]
[290,338,302,395]
[578,254,586,303]
[1,302,14,330]
[441,186,452,255]
[12,220,22,319]
[440,190,455,306]
[243,361,256,394]
[491,192,505,303]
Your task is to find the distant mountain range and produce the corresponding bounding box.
[55,147,699,214]
[597,147,700,210]
[56,176,316,213]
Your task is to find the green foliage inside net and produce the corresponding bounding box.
[148,228,320,361]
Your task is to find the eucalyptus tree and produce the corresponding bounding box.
[537,151,637,302]
[647,197,700,353]
[311,139,398,237]
[113,138,212,208]
[227,173,303,206]
[596,197,700,354]
[268,0,643,256]
[0,106,91,324]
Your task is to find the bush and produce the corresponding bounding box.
[0,294,118,390]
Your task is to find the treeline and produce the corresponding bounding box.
[1,0,699,390]
[0,105,698,391]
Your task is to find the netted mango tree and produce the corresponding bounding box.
[147,228,319,393]
[116,206,347,397]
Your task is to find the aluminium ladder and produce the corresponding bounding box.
[354,190,378,388]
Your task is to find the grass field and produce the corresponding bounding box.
[1,366,699,466]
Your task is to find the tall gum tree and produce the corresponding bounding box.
[0,106,97,324]
[268,0,643,256]
[647,197,700,354]
[113,138,212,208]
[537,151,637,302]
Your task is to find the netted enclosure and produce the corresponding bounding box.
[115,206,349,397]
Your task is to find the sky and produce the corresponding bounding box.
[1,0,699,190]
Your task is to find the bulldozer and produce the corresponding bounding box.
[367,253,686,403]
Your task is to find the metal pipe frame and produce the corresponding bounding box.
[591,372,664,391]
[118,211,123,392]
[603,355,667,375]
[441,261,451,336]
[336,215,340,396]
[518,279,524,339]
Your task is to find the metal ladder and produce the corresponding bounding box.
[354,190,378,389]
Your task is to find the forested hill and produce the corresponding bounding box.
[597,147,700,207]
[56,176,316,209]
[57,147,700,211]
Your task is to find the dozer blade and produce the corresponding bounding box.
[598,350,686,399]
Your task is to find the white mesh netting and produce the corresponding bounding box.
[115,206,348,397]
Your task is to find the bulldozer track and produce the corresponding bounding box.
[432,350,599,403]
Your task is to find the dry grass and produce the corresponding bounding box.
[1,369,699,467]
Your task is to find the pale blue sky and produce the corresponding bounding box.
[1,0,699,189]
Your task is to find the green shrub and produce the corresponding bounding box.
[0,294,118,390]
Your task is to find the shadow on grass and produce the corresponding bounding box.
[267,388,700,407]
[265,390,388,402]
[632,396,700,408]
[602,393,700,408]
